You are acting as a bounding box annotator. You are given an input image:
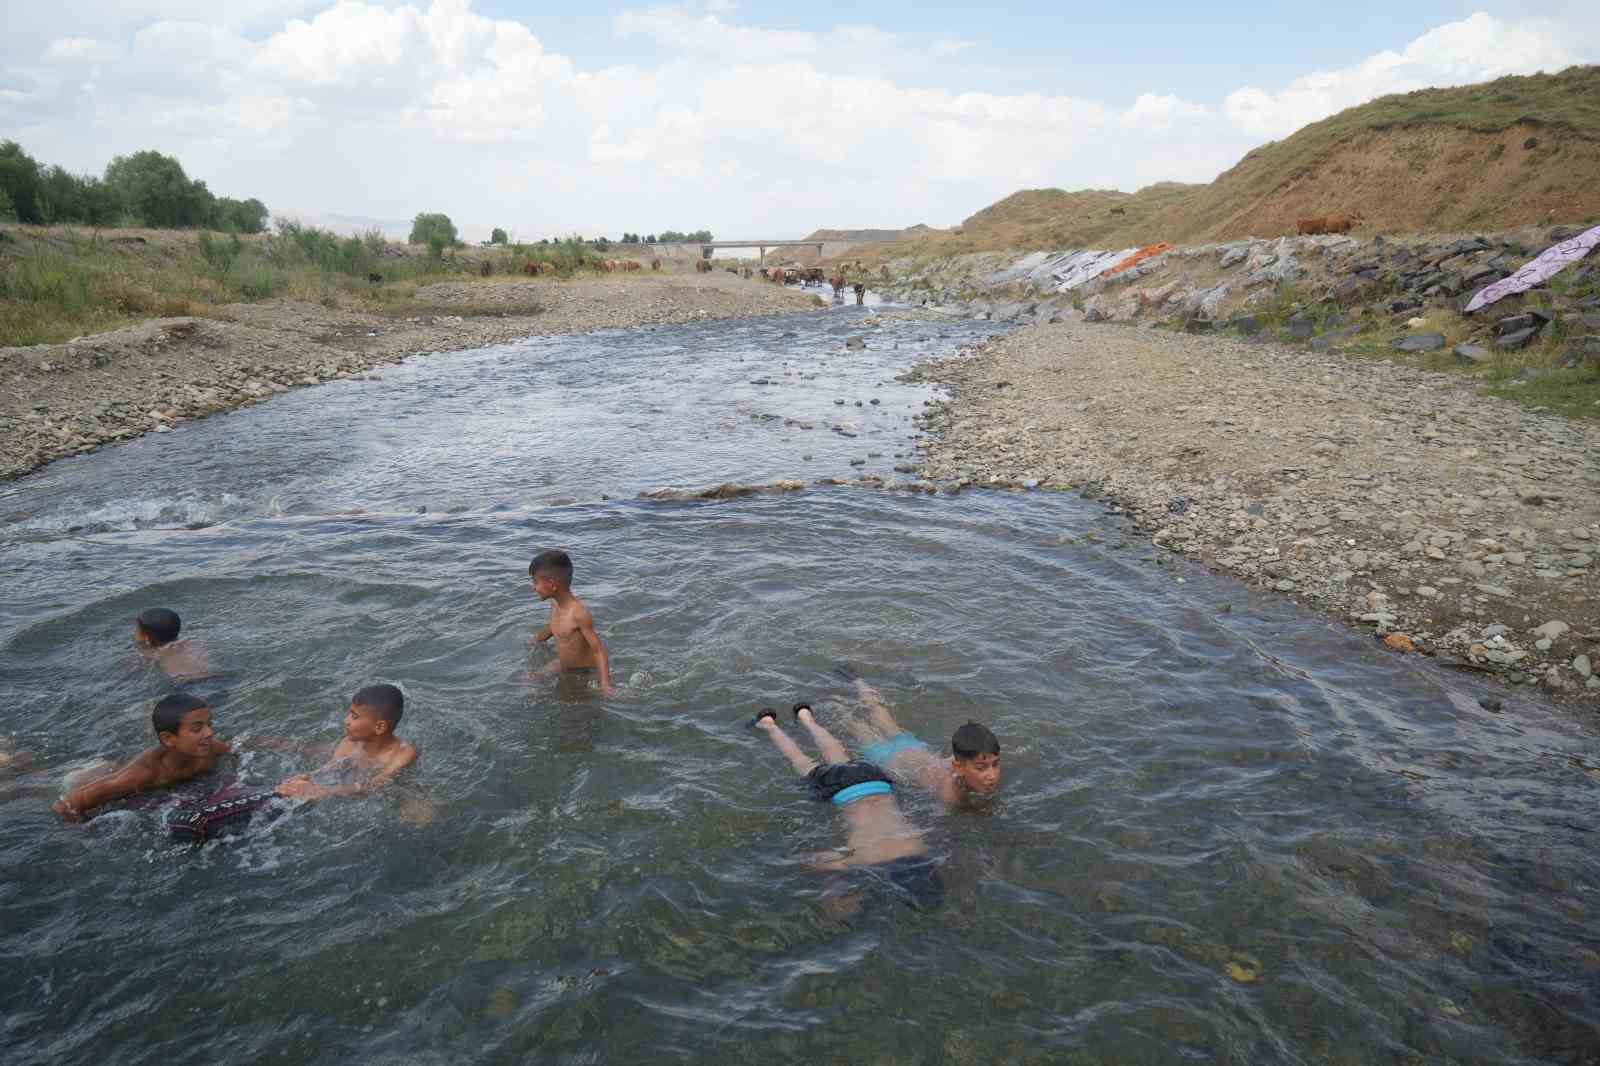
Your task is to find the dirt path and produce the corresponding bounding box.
[909,319,1600,700]
[1,273,817,482]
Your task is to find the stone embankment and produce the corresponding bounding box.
[1,273,817,482]
[881,224,1600,368]
[904,318,1600,701]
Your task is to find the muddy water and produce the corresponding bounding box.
[2,306,1597,1064]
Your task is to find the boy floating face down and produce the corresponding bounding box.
[133,607,212,681]
[276,684,417,800]
[753,703,944,911]
[834,668,1001,808]
[53,693,232,821]
[529,550,614,697]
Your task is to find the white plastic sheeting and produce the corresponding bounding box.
[1464,224,1600,313]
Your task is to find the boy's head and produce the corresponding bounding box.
[529,550,573,601]
[346,683,404,741]
[152,693,214,755]
[950,721,1001,794]
[134,608,182,648]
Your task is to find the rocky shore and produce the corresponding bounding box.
[906,319,1600,701]
[1,273,817,482]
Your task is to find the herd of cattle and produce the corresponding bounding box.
[512,254,886,301]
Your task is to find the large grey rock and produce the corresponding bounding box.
[1394,333,1446,352]
[1453,343,1491,365]
[1495,327,1541,351]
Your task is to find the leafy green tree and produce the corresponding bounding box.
[105,150,213,226]
[644,233,657,243]
[210,196,269,234]
[0,187,16,222]
[490,227,508,245]
[409,212,458,246]
[0,141,43,223]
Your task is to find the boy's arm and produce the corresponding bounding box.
[54,762,156,821]
[277,746,417,800]
[921,763,962,808]
[578,615,614,694]
[532,623,553,643]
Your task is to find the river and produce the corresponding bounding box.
[2,305,1597,1064]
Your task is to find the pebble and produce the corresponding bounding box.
[1575,654,1594,679]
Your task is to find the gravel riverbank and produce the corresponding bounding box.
[908,319,1600,700]
[1,272,817,482]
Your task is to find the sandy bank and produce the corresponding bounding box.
[1,273,818,482]
[908,319,1600,701]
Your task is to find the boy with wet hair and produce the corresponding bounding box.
[529,549,614,697]
[276,683,417,800]
[752,702,944,911]
[133,607,211,680]
[53,692,232,821]
[834,667,1002,808]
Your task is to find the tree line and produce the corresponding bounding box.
[0,141,268,233]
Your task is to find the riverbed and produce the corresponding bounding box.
[2,305,1597,1064]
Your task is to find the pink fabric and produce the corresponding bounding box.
[1464,224,1600,313]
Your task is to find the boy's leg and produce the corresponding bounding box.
[757,718,818,776]
[795,706,850,765]
[855,680,902,737]
[841,716,885,747]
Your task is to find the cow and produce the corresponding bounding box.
[695,258,713,273]
[1297,217,1328,235]
[625,260,641,271]
[1323,213,1363,234]
[829,275,845,297]
[368,272,384,285]
[853,282,865,305]
[741,267,752,279]
[879,265,889,281]
[771,268,786,285]
[1109,207,1127,216]
[651,257,661,271]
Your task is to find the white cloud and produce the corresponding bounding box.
[2,3,1598,240]
[1223,12,1579,138]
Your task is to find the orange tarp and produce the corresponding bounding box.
[1105,242,1174,276]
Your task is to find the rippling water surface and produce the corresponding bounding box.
[3,306,1598,1065]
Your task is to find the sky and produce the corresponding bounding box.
[2,1,1598,241]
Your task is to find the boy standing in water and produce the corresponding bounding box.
[53,693,232,821]
[834,667,1002,808]
[753,702,943,910]
[133,607,211,681]
[276,684,418,800]
[529,550,614,697]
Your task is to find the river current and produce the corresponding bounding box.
[2,305,1597,1065]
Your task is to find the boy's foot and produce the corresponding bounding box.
[792,702,815,722]
[750,708,778,730]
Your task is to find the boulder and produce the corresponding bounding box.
[1453,343,1492,365]
[1394,333,1446,352]
[1495,311,1551,337]
[1495,327,1542,351]
[1329,275,1378,306]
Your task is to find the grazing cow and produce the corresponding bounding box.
[1297,217,1328,235]
[829,275,845,297]
[1322,213,1363,234]
[1109,206,1126,216]
[651,257,661,271]
[626,260,641,271]
[521,260,538,276]
[695,258,713,273]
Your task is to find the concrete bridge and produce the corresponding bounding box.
[646,240,825,264]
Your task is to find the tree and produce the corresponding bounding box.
[409,212,458,246]
[211,196,269,234]
[0,141,43,224]
[0,187,16,222]
[490,227,508,245]
[105,150,213,227]
[644,233,657,243]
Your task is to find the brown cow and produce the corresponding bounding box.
[522,259,539,276]
[1297,217,1328,235]
[651,257,661,271]
[741,267,752,279]
[829,275,845,297]
[695,258,712,273]
[771,268,786,285]
[1323,213,1363,234]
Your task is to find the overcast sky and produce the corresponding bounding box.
[3,1,1598,241]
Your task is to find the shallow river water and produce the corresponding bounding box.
[2,306,1598,1065]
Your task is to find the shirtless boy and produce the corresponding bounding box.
[529,550,614,697]
[53,693,232,821]
[834,667,1001,808]
[276,684,417,800]
[133,607,211,681]
[753,702,944,910]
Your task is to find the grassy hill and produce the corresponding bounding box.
[855,65,1600,260]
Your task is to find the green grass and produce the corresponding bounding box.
[0,225,612,346]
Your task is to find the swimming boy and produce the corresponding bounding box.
[53,693,232,821]
[752,702,944,910]
[276,683,417,800]
[834,667,1001,808]
[529,550,614,697]
[133,607,211,681]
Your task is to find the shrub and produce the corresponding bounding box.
[0,186,15,222]
[490,227,508,245]
[197,230,244,275]
[410,212,458,246]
